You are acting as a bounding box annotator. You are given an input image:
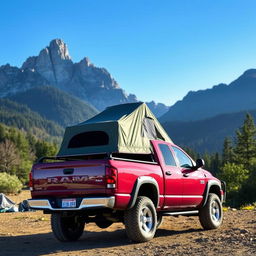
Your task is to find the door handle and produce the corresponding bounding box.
[165,171,172,176]
[183,173,189,177]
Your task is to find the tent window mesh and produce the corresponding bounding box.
[68,131,109,148]
[142,117,157,139]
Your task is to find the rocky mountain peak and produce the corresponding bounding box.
[79,57,92,67]
[49,39,71,61]
[22,39,73,85]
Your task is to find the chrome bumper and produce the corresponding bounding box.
[27,197,115,211]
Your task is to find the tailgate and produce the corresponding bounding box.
[31,159,108,197]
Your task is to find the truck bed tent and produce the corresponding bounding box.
[57,102,172,156]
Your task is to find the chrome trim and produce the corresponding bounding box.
[115,193,130,197]
[164,195,203,198]
[28,197,115,211]
[163,210,199,216]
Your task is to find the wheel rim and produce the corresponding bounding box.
[210,200,221,222]
[140,206,154,233]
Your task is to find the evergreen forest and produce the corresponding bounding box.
[0,113,255,207]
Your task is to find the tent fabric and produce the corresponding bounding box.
[57,102,172,156]
[0,193,16,212]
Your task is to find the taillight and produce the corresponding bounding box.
[105,166,117,189]
[29,172,33,191]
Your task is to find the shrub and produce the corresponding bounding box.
[0,172,23,194]
[219,163,249,193]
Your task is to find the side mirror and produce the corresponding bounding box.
[195,159,205,170]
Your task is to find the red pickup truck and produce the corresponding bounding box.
[28,140,225,243]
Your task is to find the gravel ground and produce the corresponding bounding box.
[0,191,255,256]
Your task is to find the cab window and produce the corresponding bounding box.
[172,146,192,168]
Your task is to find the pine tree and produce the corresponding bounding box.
[234,113,256,168]
[35,140,58,160]
[0,124,5,142]
[222,137,234,164]
[202,152,211,170]
[210,153,221,175]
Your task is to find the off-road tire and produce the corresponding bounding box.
[124,196,157,242]
[51,213,85,242]
[199,193,223,230]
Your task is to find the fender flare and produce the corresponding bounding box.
[128,176,159,209]
[202,180,222,207]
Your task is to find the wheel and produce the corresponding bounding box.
[51,213,85,242]
[124,196,157,242]
[156,213,163,229]
[95,220,113,229]
[199,193,223,230]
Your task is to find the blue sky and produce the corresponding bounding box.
[1,0,256,105]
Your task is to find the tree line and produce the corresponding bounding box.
[186,113,256,207]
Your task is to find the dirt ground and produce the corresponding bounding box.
[0,191,255,256]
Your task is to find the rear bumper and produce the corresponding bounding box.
[27,197,115,211]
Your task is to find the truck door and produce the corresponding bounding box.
[172,146,206,208]
[157,143,183,209]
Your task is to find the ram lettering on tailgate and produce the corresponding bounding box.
[47,175,89,184]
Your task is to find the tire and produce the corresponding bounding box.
[199,193,223,230]
[51,213,85,242]
[156,213,163,229]
[124,196,157,243]
[95,220,113,229]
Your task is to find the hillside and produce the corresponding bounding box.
[162,109,256,153]
[0,98,63,141]
[9,86,98,127]
[160,69,256,122]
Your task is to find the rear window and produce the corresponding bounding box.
[68,131,109,148]
[158,144,176,166]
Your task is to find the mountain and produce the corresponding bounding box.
[9,86,98,127]
[146,101,169,118]
[20,39,136,111]
[0,64,48,96]
[0,98,63,141]
[0,39,168,116]
[162,109,256,153]
[160,69,256,122]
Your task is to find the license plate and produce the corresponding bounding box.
[62,198,76,208]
